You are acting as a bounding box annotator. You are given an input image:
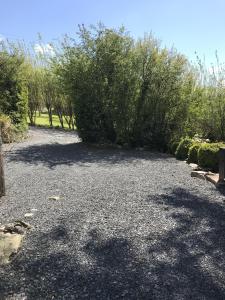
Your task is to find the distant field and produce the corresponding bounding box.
[27,113,71,129]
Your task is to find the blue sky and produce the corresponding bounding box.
[1,0,225,65]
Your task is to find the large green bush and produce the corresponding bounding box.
[55,26,138,143]
[175,137,193,160]
[55,25,192,149]
[198,143,224,171]
[185,57,225,142]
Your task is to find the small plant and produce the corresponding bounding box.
[175,137,193,160]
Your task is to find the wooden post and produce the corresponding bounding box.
[218,147,225,184]
[0,135,5,196]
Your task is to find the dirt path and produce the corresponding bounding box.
[0,127,225,299]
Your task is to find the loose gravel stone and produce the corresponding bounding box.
[24,213,34,218]
[48,196,61,201]
[0,127,225,299]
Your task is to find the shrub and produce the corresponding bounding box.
[175,137,193,160]
[198,143,225,172]
[188,143,201,164]
[168,140,179,155]
[0,114,18,143]
[55,25,191,149]
[0,49,28,132]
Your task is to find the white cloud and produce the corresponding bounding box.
[34,43,55,56]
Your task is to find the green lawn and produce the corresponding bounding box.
[27,113,71,129]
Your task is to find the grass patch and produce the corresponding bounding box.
[27,112,73,129]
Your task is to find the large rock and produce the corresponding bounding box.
[189,163,201,171]
[0,233,24,265]
[191,170,207,180]
[0,221,31,265]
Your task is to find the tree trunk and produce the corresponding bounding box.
[28,109,35,126]
[57,111,64,128]
[0,135,5,197]
[46,105,53,127]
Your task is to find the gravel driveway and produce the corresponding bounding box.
[0,127,225,299]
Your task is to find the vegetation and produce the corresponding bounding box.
[1,24,225,154]
[188,143,201,164]
[0,45,28,135]
[173,135,225,171]
[54,25,193,149]
[28,112,71,129]
[175,137,193,160]
[168,140,179,155]
[198,143,224,172]
[0,114,19,143]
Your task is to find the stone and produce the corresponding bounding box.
[48,196,60,201]
[13,225,26,235]
[205,173,220,186]
[191,170,207,180]
[189,163,201,171]
[15,220,32,229]
[0,233,24,265]
[4,224,16,233]
[24,213,34,218]
[0,221,32,265]
[191,170,224,187]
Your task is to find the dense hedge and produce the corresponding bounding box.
[55,25,192,150]
[175,137,193,160]
[173,135,225,172]
[188,143,201,164]
[198,143,224,172]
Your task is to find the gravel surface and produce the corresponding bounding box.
[0,127,225,299]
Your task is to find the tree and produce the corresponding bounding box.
[0,47,28,131]
[26,64,43,125]
[132,36,192,149]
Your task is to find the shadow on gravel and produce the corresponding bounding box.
[146,187,225,299]
[217,185,225,196]
[0,227,152,299]
[0,188,225,299]
[7,142,172,169]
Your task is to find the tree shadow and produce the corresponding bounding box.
[146,188,225,299]
[7,142,173,169]
[0,226,153,299]
[216,185,225,196]
[1,189,225,299]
